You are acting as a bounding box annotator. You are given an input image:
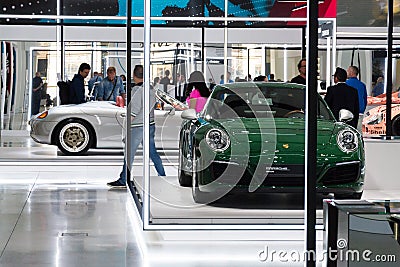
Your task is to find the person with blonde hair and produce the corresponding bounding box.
[97,66,126,101]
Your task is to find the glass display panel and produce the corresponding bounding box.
[0,2,345,230]
[135,24,342,228]
[337,0,400,27]
[341,48,400,138]
[1,0,336,26]
[0,0,124,25]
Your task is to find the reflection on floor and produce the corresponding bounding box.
[2,112,28,131]
[136,176,326,225]
[0,168,143,267]
[0,167,325,267]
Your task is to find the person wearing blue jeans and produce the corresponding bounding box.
[114,124,165,187]
[107,65,165,188]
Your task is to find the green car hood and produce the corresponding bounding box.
[214,118,336,163]
[218,117,335,143]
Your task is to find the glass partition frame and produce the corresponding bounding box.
[139,16,337,230]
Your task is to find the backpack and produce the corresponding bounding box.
[57,80,71,105]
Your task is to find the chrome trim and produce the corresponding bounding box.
[334,161,360,166]
[212,160,240,166]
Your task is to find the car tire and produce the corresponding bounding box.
[191,146,211,204]
[178,160,192,187]
[56,120,92,156]
[178,138,192,187]
[392,116,400,136]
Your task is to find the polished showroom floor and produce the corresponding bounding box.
[0,131,399,266]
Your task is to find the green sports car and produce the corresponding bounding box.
[178,82,365,203]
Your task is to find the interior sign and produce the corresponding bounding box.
[318,21,333,38]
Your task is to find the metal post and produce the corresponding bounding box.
[143,0,151,226]
[386,0,393,138]
[305,1,318,266]
[202,27,205,74]
[60,0,64,82]
[332,19,337,85]
[302,27,307,58]
[28,48,33,120]
[56,0,61,106]
[1,42,7,132]
[126,0,132,189]
[126,0,142,213]
[326,37,331,88]
[223,0,228,83]
[247,48,250,80]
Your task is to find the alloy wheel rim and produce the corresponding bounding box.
[59,123,89,152]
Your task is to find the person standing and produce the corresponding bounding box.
[253,75,269,82]
[290,58,306,85]
[324,67,359,128]
[69,63,91,104]
[175,73,188,102]
[268,74,276,82]
[208,78,216,91]
[88,71,103,96]
[160,69,171,93]
[219,72,234,84]
[346,65,367,131]
[107,65,166,188]
[31,71,43,115]
[120,74,127,91]
[372,76,384,96]
[97,67,126,101]
[186,71,210,113]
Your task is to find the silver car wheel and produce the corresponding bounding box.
[58,122,90,154]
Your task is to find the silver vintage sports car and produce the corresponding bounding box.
[30,91,186,155]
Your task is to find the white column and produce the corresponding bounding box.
[326,37,331,88]
[1,42,7,131]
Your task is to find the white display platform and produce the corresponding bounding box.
[133,176,325,226]
[364,138,400,190]
[127,199,327,267]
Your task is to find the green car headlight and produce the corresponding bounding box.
[205,128,230,152]
[365,113,383,125]
[337,129,358,153]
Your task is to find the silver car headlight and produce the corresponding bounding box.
[337,129,358,153]
[205,128,230,152]
[364,113,383,125]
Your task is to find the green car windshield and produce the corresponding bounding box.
[203,84,334,121]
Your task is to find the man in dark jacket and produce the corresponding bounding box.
[324,67,359,128]
[160,69,171,93]
[31,71,43,115]
[290,58,306,85]
[69,63,91,104]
